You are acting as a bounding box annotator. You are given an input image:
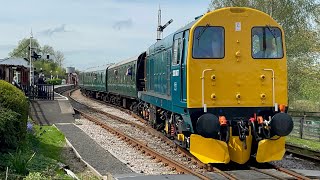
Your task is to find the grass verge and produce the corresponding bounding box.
[0,124,98,179]
[286,136,320,152]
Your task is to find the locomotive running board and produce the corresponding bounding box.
[256,136,285,162]
[190,134,230,164]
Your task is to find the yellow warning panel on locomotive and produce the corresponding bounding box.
[228,127,252,164]
[256,136,285,163]
[190,134,230,164]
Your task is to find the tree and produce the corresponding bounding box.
[209,0,320,109]
[9,38,40,58]
[8,38,67,81]
[9,38,66,67]
[33,60,65,79]
[54,51,65,67]
[41,45,55,60]
[209,0,319,56]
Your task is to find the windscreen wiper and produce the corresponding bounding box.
[266,24,277,40]
[196,23,210,40]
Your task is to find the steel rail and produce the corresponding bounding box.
[75,108,212,180]
[286,144,320,162]
[273,166,311,180]
[249,163,311,180]
[249,166,286,180]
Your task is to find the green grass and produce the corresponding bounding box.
[289,100,320,112]
[31,125,66,161]
[0,125,73,179]
[286,136,320,152]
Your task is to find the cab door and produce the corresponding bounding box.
[172,31,187,108]
[181,30,189,101]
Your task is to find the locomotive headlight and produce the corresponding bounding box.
[270,113,293,136]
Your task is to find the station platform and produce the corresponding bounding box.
[30,92,73,125]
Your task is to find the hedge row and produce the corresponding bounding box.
[0,80,29,150]
[45,78,62,85]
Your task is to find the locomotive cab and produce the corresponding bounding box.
[139,7,293,165]
[184,7,293,164]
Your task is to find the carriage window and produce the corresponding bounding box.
[252,27,283,59]
[192,26,224,59]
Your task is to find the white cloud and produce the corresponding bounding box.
[38,24,71,37]
[113,19,133,31]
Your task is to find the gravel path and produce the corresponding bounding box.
[270,154,320,171]
[56,123,133,175]
[75,118,177,175]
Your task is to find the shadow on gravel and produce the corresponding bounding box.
[212,157,274,171]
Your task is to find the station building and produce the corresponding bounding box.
[0,58,30,85]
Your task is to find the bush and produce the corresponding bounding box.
[24,172,47,180]
[0,80,29,150]
[0,108,21,150]
[9,150,35,175]
[45,78,62,85]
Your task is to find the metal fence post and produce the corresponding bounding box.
[300,113,305,139]
[52,85,55,100]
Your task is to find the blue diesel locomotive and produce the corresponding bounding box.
[79,7,293,164]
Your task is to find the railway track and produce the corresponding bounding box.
[285,144,320,163]
[64,89,313,179]
[66,89,229,180]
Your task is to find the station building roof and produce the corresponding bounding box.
[0,58,29,68]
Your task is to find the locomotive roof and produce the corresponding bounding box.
[147,18,199,55]
[108,55,139,69]
[83,65,110,72]
[175,19,198,34]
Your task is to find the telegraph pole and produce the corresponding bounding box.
[29,30,33,86]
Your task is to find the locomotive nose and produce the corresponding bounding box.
[196,113,220,138]
[270,113,294,136]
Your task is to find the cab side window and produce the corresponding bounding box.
[173,38,182,65]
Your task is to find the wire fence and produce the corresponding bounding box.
[288,111,320,142]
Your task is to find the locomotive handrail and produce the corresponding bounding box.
[201,69,213,113]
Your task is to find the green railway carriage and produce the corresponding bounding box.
[107,56,139,99]
[106,52,146,100]
[79,66,107,92]
[79,53,146,109]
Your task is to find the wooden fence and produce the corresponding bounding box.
[288,111,320,141]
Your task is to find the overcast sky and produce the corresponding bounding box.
[0,0,211,70]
